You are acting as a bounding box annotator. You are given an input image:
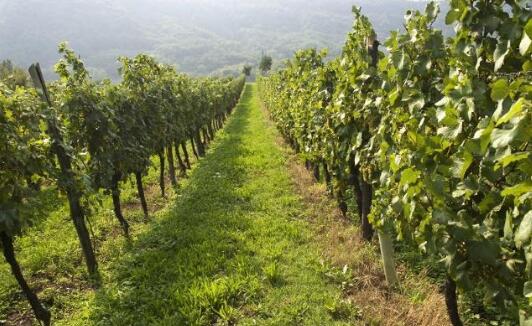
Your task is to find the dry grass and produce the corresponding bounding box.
[286,156,450,325]
[266,104,450,325]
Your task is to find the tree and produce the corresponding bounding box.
[242,65,252,76]
[0,60,29,89]
[259,55,272,74]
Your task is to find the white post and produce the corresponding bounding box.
[378,231,399,287]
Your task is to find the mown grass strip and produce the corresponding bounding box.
[2,84,359,325]
[59,84,356,325]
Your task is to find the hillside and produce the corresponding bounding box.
[0,0,446,79]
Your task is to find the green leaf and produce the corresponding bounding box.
[496,98,525,126]
[504,211,513,240]
[490,125,519,148]
[433,208,451,225]
[515,211,532,248]
[494,40,510,72]
[502,181,532,198]
[469,240,500,266]
[524,281,532,298]
[490,79,509,102]
[445,9,459,25]
[425,175,445,198]
[526,19,532,38]
[408,95,425,112]
[435,96,448,107]
[390,154,401,173]
[355,132,363,148]
[437,121,463,139]
[391,196,402,213]
[452,180,477,199]
[478,192,500,214]
[425,2,439,22]
[520,32,531,56]
[524,60,532,72]
[496,151,529,168]
[388,88,400,105]
[452,151,473,179]
[392,50,406,70]
[400,168,421,186]
[473,119,495,153]
[436,107,447,122]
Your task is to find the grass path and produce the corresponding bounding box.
[60,84,357,325]
[2,84,451,325]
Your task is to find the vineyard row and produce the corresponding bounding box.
[259,1,531,324]
[1,44,245,325]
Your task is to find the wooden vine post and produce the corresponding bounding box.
[1,232,51,325]
[28,63,98,277]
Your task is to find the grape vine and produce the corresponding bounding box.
[259,1,531,324]
[0,44,245,325]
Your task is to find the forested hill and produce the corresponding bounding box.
[0,0,446,80]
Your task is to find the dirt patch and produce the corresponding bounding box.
[5,310,33,326]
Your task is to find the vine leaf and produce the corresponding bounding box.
[490,79,509,102]
[515,210,532,248]
[494,40,510,72]
[496,98,525,126]
[502,181,532,198]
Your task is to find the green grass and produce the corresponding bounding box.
[1,84,359,325]
[0,152,170,323]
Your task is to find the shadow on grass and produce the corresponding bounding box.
[88,85,262,325]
